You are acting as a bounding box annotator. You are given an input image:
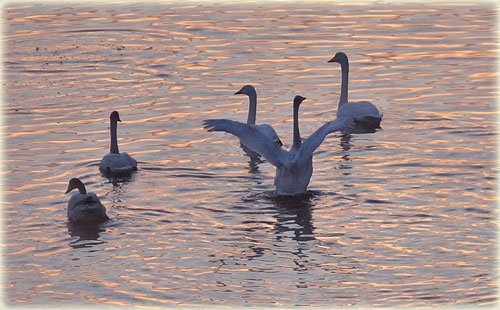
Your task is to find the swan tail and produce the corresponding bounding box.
[354,115,382,129]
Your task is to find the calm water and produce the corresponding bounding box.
[3,2,497,307]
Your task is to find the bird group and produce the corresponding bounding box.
[65,51,382,225]
[65,110,137,224]
[203,52,382,195]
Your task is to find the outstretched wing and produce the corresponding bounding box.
[203,119,285,167]
[291,117,354,166]
[256,124,283,147]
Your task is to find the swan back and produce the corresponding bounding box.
[337,101,381,119]
[99,152,137,174]
[337,101,382,131]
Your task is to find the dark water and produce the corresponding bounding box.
[3,2,497,307]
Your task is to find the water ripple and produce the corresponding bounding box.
[3,2,496,308]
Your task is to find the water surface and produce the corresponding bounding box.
[3,2,497,307]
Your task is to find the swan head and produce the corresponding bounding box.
[110,111,121,122]
[328,52,348,64]
[234,85,256,97]
[293,95,306,107]
[65,178,87,195]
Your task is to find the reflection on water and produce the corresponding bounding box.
[3,2,497,308]
[273,193,316,243]
[245,153,265,175]
[67,222,106,249]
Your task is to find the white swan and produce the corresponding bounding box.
[65,178,109,223]
[203,95,353,196]
[328,52,383,131]
[99,111,137,175]
[234,85,283,157]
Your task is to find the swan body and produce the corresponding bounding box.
[100,152,137,174]
[204,95,353,196]
[328,52,382,131]
[65,178,109,223]
[235,85,283,156]
[99,111,137,175]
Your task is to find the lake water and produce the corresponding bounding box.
[3,2,497,307]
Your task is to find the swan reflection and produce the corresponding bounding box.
[273,193,316,243]
[67,221,106,249]
[246,154,264,174]
[340,133,352,151]
[103,170,136,187]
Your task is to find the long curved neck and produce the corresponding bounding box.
[77,183,87,195]
[339,58,349,107]
[110,118,119,154]
[246,91,257,125]
[292,103,301,149]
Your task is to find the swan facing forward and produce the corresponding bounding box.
[99,111,137,175]
[65,178,109,223]
[203,95,353,196]
[234,85,283,156]
[328,52,382,132]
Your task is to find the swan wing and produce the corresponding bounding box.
[256,124,283,147]
[203,119,285,167]
[292,117,353,165]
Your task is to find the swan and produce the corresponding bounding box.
[234,85,283,157]
[328,52,383,131]
[203,95,353,196]
[99,111,137,175]
[65,178,109,223]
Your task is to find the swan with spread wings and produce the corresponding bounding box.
[203,95,353,196]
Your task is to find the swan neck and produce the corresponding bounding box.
[246,91,257,125]
[292,103,301,148]
[78,183,87,195]
[110,118,119,154]
[339,58,349,107]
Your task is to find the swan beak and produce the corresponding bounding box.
[65,187,71,194]
[327,56,336,63]
[234,90,242,95]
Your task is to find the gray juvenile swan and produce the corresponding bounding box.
[328,52,382,131]
[65,178,109,223]
[203,95,353,196]
[99,111,137,175]
[234,85,283,156]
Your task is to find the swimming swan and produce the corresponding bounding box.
[65,178,109,223]
[235,85,283,156]
[203,95,353,196]
[99,111,137,175]
[328,52,382,131]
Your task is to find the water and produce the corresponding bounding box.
[3,2,497,307]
